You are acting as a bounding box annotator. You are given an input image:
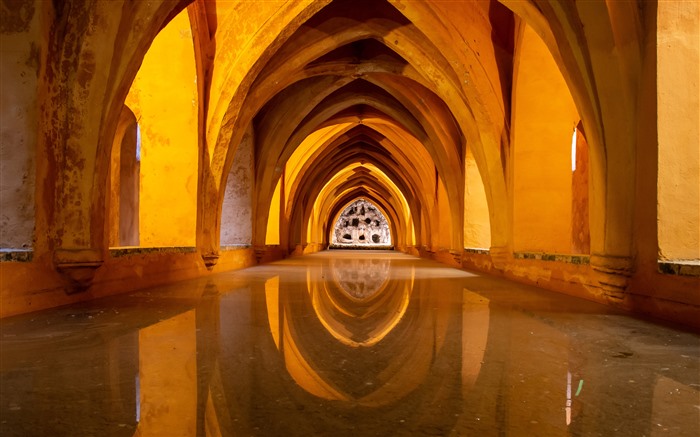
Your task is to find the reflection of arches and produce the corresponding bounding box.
[108,105,140,247]
[330,257,390,300]
[257,260,490,411]
[312,258,410,347]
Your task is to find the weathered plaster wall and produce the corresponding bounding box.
[125,9,198,247]
[0,0,40,248]
[220,128,253,246]
[0,247,255,319]
[464,146,491,249]
[512,24,579,254]
[657,0,700,261]
[625,0,700,331]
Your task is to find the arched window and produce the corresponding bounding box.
[108,106,140,247]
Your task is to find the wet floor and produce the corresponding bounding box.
[1,250,698,436]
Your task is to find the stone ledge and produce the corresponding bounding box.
[464,247,490,255]
[514,252,590,265]
[109,246,197,258]
[221,244,251,251]
[0,249,33,263]
[658,260,700,277]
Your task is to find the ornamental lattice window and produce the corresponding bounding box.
[331,199,392,248]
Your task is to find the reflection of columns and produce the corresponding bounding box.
[461,290,490,390]
[135,310,197,436]
[195,282,221,437]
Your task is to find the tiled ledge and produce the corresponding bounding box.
[0,249,33,263]
[658,260,700,277]
[221,244,251,251]
[464,248,490,255]
[109,246,197,258]
[514,252,590,265]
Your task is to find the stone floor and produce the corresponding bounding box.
[1,250,698,436]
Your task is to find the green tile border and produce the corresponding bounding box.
[221,244,252,251]
[464,248,490,255]
[109,246,197,258]
[0,249,33,262]
[658,261,700,277]
[514,252,590,265]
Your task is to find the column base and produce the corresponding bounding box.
[590,254,634,301]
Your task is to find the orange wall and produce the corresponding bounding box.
[657,0,700,261]
[436,177,453,249]
[464,146,491,249]
[512,24,580,254]
[265,177,282,245]
[125,10,198,247]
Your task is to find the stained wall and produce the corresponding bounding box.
[0,0,40,249]
[221,128,254,247]
[657,0,700,261]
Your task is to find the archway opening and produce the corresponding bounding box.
[117,8,199,248]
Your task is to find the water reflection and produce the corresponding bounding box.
[329,257,391,300]
[1,252,698,436]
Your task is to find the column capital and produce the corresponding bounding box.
[201,251,220,269]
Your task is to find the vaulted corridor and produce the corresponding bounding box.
[2,250,698,436]
[1,0,699,434]
[1,0,698,326]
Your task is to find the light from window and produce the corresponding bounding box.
[571,127,577,172]
[136,123,142,162]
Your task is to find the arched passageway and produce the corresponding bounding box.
[1,2,699,434]
[0,0,698,329]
